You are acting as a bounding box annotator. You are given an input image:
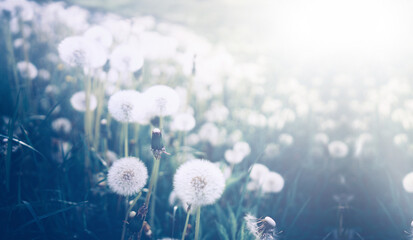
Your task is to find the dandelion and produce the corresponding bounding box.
[278,133,294,147]
[259,171,285,193]
[70,91,97,112]
[245,214,278,240]
[58,36,107,68]
[174,159,225,240]
[233,141,251,158]
[107,157,148,196]
[173,159,225,207]
[51,118,72,134]
[328,141,349,158]
[394,133,408,147]
[110,43,144,72]
[403,172,413,193]
[16,61,37,80]
[249,164,270,181]
[170,113,196,132]
[108,90,146,123]
[224,149,244,165]
[143,85,180,117]
[83,25,113,49]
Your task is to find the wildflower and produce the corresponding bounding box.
[205,103,229,123]
[51,118,72,134]
[173,159,225,207]
[328,141,349,158]
[108,90,146,123]
[143,85,180,117]
[314,133,329,145]
[198,122,225,146]
[70,91,97,112]
[16,61,37,80]
[107,157,148,196]
[170,113,196,132]
[58,36,107,68]
[110,43,143,72]
[403,172,413,193]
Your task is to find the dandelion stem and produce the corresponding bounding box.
[181,206,192,240]
[124,123,128,157]
[138,157,161,239]
[194,206,201,240]
[121,192,142,240]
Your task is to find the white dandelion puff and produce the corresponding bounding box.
[16,61,37,80]
[403,172,413,193]
[173,159,225,207]
[259,171,285,193]
[224,149,244,165]
[107,157,148,196]
[170,113,196,132]
[107,90,146,123]
[83,25,113,49]
[233,141,251,158]
[249,164,270,181]
[143,85,180,117]
[110,43,144,72]
[70,91,98,112]
[58,36,107,69]
[328,141,349,158]
[51,118,72,134]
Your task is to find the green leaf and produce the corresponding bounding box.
[216,222,230,240]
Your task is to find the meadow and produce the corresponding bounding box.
[1,1,413,240]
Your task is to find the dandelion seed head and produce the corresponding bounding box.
[244,214,260,238]
[58,36,107,68]
[260,171,284,193]
[224,149,244,165]
[83,25,113,48]
[173,159,225,207]
[17,61,37,80]
[403,172,413,193]
[143,85,180,117]
[233,141,251,158]
[264,217,276,227]
[110,43,143,72]
[51,118,72,134]
[170,113,196,132]
[250,164,270,181]
[278,133,294,146]
[107,157,148,196]
[328,140,349,158]
[70,91,97,112]
[108,90,146,123]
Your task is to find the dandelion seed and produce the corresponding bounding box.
[233,141,251,158]
[70,91,97,112]
[173,159,225,207]
[107,157,148,196]
[245,214,278,240]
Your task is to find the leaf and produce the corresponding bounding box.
[22,201,45,233]
[216,222,230,240]
[0,133,47,160]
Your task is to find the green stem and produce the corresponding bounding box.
[124,123,128,157]
[195,207,201,240]
[121,192,142,240]
[181,207,192,240]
